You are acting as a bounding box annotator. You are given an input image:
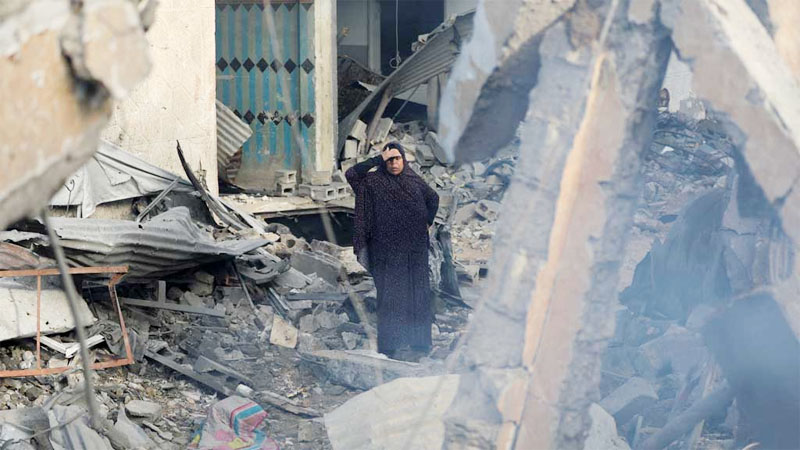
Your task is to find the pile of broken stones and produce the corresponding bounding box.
[0,119,517,448]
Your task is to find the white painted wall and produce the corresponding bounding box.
[445,0,477,18]
[102,0,218,194]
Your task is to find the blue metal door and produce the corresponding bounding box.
[216,1,315,189]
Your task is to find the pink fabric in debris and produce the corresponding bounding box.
[189,396,278,450]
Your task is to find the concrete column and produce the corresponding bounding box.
[368,0,381,73]
[309,0,338,185]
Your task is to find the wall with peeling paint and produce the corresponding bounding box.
[102,0,219,194]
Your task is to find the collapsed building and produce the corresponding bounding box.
[0,0,799,449]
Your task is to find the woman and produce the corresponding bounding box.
[346,142,439,359]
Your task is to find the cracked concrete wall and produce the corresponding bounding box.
[102,0,218,194]
[0,0,151,230]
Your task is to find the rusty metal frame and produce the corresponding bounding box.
[0,265,131,377]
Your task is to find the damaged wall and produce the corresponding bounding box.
[0,0,152,231]
[102,0,219,195]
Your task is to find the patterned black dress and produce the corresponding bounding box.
[346,147,439,355]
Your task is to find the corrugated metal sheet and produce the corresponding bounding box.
[47,207,268,278]
[337,11,476,153]
[216,100,253,182]
[0,243,51,270]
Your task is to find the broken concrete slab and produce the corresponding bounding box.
[301,350,434,390]
[274,268,312,290]
[290,251,344,286]
[425,131,448,165]
[108,406,157,449]
[599,377,659,425]
[269,315,298,349]
[373,118,394,143]
[314,311,347,330]
[0,283,96,342]
[125,400,162,421]
[349,119,368,142]
[585,403,632,450]
[325,375,460,450]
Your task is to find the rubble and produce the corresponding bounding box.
[585,404,632,450]
[301,350,436,391]
[324,375,460,450]
[599,377,659,425]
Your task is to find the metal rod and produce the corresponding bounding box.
[36,275,41,370]
[0,266,128,278]
[41,210,100,429]
[135,176,181,223]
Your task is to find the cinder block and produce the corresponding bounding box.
[298,184,336,202]
[275,181,296,197]
[331,182,350,199]
[275,169,297,184]
[349,120,367,142]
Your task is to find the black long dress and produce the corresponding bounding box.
[346,149,439,355]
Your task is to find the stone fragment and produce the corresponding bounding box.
[453,204,478,225]
[125,400,162,421]
[599,377,658,425]
[298,421,314,442]
[585,403,632,450]
[425,131,448,164]
[181,292,206,308]
[290,251,344,286]
[274,268,311,290]
[109,406,157,449]
[299,314,317,334]
[166,287,183,301]
[342,332,360,350]
[315,311,346,330]
[270,315,298,349]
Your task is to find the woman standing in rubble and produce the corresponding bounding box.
[346,142,439,360]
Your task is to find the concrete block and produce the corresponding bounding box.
[344,139,359,159]
[349,120,368,142]
[342,332,360,350]
[270,315,298,349]
[125,400,162,421]
[599,377,658,425]
[585,403,631,450]
[306,170,333,186]
[290,250,344,285]
[416,144,436,167]
[275,181,296,197]
[274,268,311,290]
[298,184,337,202]
[331,182,351,199]
[275,169,297,184]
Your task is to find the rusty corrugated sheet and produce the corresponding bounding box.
[337,11,476,153]
[216,100,252,182]
[0,243,52,270]
[46,207,268,277]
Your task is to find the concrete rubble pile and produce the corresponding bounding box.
[597,110,799,449]
[0,139,486,448]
